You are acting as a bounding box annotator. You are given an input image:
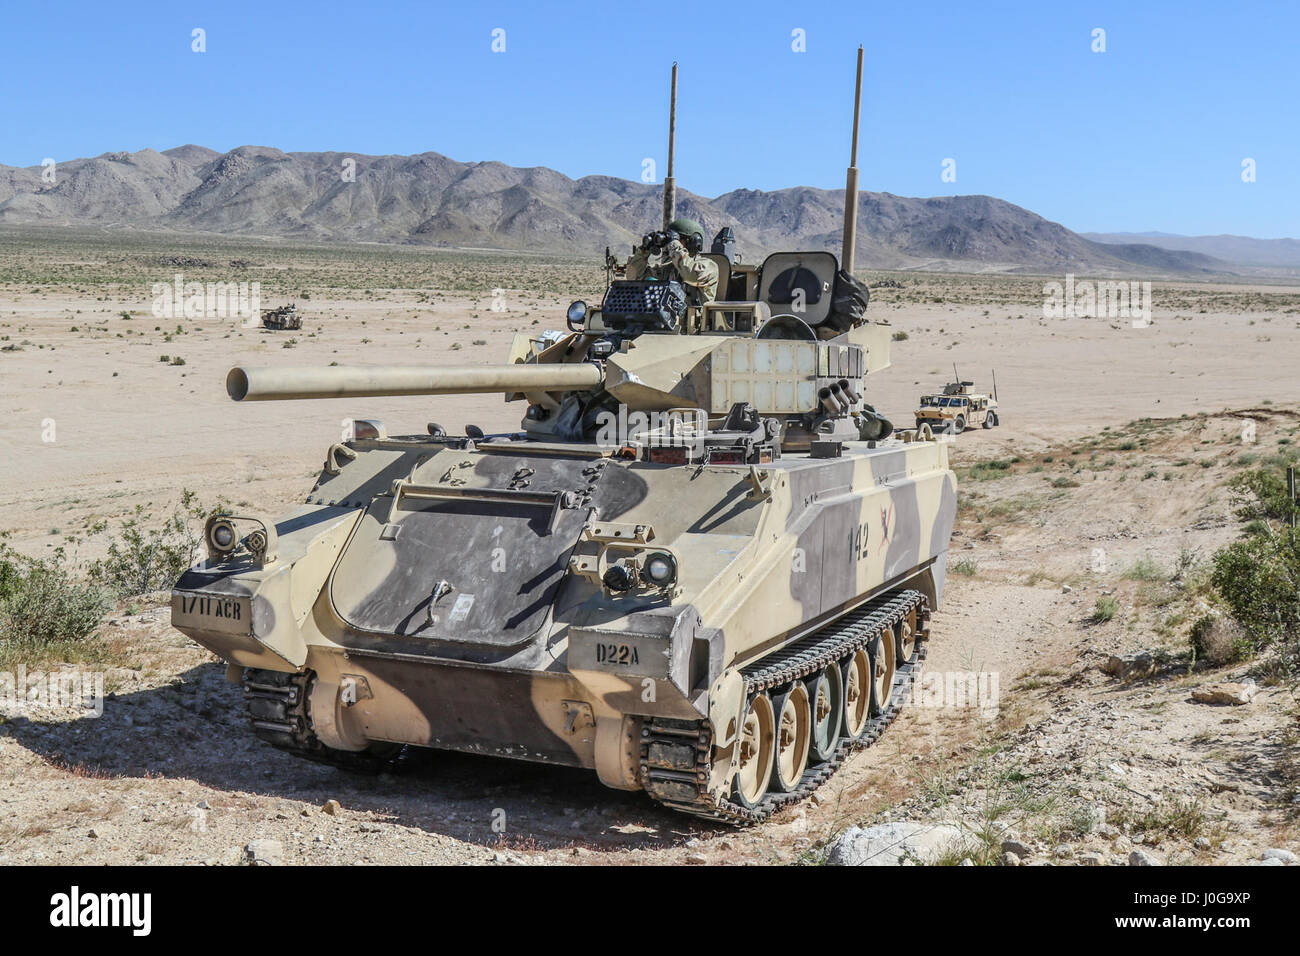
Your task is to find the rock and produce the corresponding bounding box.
[1262,848,1297,865]
[1001,838,1033,859]
[1054,844,1073,859]
[1194,837,1211,851]
[1096,824,1121,841]
[1192,681,1258,706]
[1079,852,1105,866]
[88,827,103,839]
[827,822,969,866]
[1103,652,1155,679]
[244,839,284,866]
[684,853,708,865]
[959,858,974,866]
[1128,849,1161,867]
[322,799,341,815]
[1062,585,1072,594]
[1002,851,1021,867]
[1257,858,1284,866]
[196,800,210,810]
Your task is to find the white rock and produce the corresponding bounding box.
[827,822,969,866]
[1262,848,1297,864]
[1128,849,1162,867]
[244,839,284,866]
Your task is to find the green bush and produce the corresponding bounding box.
[1123,554,1167,582]
[1210,530,1300,650]
[1089,596,1120,623]
[1226,469,1300,527]
[88,491,206,598]
[0,546,111,656]
[1205,467,1300,656]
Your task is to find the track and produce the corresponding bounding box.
[639,589,929,825]
[241,668,398,773]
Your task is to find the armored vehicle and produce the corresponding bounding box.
[170,51,959,823]
[261,304,302,331]
[914,374,999,434]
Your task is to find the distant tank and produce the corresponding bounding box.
[170,51,959,823]
[261,304,302,331]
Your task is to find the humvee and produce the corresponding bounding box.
[914,379,999,434]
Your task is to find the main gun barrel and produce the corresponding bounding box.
[227,363,603,402]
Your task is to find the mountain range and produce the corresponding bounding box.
[1083,232,1300,273]
[0,145,1262,276]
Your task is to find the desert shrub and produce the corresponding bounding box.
[1123,554,1167,582]
[1189,613,1250,666]
[1089,596,1120,623]
[1226,468,1300,526]
[1207,467,1300,654]
[0,545,111,655]
[88,490,209,598]
[960,459,1014,481]
[1210,531,1300,651]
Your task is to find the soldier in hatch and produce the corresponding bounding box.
[625,217,718,306]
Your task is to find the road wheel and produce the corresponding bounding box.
[841,648,872,740]
[894,606,919,666]
[868,631,896,716]
[805,664,843,763]
[770,683,811,792]
[953,416,966,434]
[732,691,776,808]
[983,411,997,429]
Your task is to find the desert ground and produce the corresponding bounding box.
[0,226,1297,865]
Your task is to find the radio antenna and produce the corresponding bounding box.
[662,62,677,230]
[841,46,864,274]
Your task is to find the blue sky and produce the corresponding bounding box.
[1,0,1295,237]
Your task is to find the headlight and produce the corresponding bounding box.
[642,552,677,587]
[566,300,588,330]
[208,519,237,552]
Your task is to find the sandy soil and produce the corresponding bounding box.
[1,233,1297,865]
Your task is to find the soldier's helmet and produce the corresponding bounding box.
[668,217,705,254]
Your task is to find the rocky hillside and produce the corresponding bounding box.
[0,145,1225,275]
